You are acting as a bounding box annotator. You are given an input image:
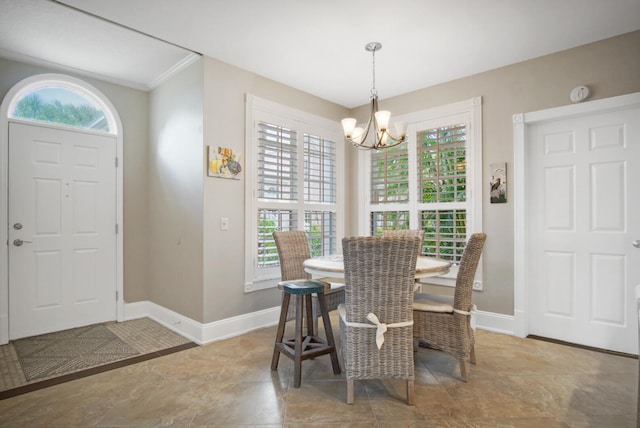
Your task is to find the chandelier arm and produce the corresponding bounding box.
[383,130,406,142]
[370,95,379,135]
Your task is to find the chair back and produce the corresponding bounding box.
[273,231,311,281]
[453,233,487,311]
[382,229,425,243]
[342,236,421,323]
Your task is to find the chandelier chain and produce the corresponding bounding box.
[371,47,377,98]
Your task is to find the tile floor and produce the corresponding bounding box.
[0,315,637,427]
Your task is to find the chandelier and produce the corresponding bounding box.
[341,42,407,150]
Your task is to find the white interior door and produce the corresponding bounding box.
[8,121,117,339]
[527,106,640,354]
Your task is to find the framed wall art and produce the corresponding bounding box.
[207,146,242,179]
[490,162,507,203]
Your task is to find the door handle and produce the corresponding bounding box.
[634,240,640,248]
[13,239,32,247]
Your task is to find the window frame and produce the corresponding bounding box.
[7,78,117,135]
[244,95,344,292]
[359,97,483,287]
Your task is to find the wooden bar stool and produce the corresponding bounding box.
[271,279,341,387]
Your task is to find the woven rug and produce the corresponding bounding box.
[13,324,139,381]
[0,318,195,398]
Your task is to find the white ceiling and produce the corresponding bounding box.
[1,0,639,108]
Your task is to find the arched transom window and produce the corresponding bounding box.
[8,80,116,134]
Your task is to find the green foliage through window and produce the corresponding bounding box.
[371,145,409,203]
[421,209,466,262]
[370,211,410,236]
[13,90,108,132]
[257,209,297,268]
[418,124,466,203]
[305,211,336,257]
[368,121,469,260]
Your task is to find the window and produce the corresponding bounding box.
[9,84,113,133]
[417,123,468,262]
[371,144,409,204]
[363,97,482,285]
[244,95,344,292]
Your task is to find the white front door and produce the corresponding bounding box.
[8,121,117,339]
[527,106,640,354]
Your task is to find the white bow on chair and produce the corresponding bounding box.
[338,305,413,349]
[366,313,413,349]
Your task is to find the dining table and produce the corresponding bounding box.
[303,254,452,281]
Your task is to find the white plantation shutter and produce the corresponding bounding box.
[419,209,466,263]
[364,98,481,275]
[304,134,336,203]
[370,144,409,203]
[257,209,298,268]
[416,123,468,262]
[417,124,466,203]
[258,122,297,201]
[245,96,344,291]
[305,210,336,256]
[370,210,410,236]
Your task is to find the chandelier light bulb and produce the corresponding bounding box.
[341,118,357,138]
[352,127,365,144]
[374,110,391,131]
[394,121,408,139]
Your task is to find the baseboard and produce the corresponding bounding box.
[0,314,7,345]
[124,301,204,344]
[513,309,528,338]
[123,301,281,345]
[124,301,516,346]
[200,306,281,344]
[474,309,515,335]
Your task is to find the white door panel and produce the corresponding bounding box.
[528,107,640,354]
[8,122,117,339]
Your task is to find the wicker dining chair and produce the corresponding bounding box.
[339,235,421,405]
[383,229,425,292]
[273,231,345,324]
[382,229,425,242]
[412,233,487,382]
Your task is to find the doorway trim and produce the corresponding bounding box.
[0,73,124,344]
[513,92,640,339]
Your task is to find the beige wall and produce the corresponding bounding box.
[350,31,640,314]
[2,29,638,325]
[201,56,350,323]
[148,58,205,322]
[0,57,151,304]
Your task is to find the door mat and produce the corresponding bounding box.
[0,318,196,399]
[13,324,139,381]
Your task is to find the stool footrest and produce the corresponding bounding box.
[276,336,336,361]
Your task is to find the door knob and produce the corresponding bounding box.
[13,239,32,247]
[634,240,640,248]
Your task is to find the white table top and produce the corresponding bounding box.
[303,254,451,279]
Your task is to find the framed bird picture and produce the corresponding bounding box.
[490,162,507,203]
